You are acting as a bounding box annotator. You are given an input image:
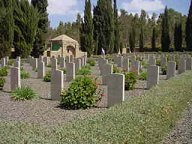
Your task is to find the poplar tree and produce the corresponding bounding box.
[186,0,192,51]
[161,7,170,52]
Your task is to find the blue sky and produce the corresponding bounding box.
[47,0,191,28]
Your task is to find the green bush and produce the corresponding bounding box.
[161,66,167,75]
[21,70,30,79]
[60,76,101,109]
[60,68,67,74]
[8,59,14,66]
[43,71,51,82]
[156,60,161,66]
[87,59,96,66]
[77,67,91,76]
[11,87,37,101]
[0,77,5,89]
[124,72,137,90]
[47,64,51,68]
[0,67,8,77]
[139,71,147,80]
[113,65,121,73]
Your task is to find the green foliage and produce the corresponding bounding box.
[186,1,192,50]
[174,22,183,51]
[124,72,137,90]
[139,27,144,52]
[80,0,94,56]
[60,76,101,109]
[161,7,171,52]
[8,59,14,66]
[47,64,51,67]
[20,69,30,79]
[31,0,48,58]
[113,65,121,73]
[60,68,66,74]
[114,0,120,53]
[139,71,147,80]
[0,67,8,77]
[156,59,161,66]
[151,27,157,51]
[13,0,40,58]
[43,71,51,82]
[87,58,96,66]
[11,86,37,101]
[129,27,136,52]
[161,66,167,75]
[77,67,91,76]
[0,77,5,88]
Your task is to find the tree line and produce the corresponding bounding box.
[0,0,48,58]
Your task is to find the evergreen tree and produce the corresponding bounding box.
[151,27,156,51]
[13,0,39,58]
[31,0,48,58]
[174,22,183,51]
[186,0,192,51]
[161,7,170,52]
[129,27,136,52]
[80,0,93,57]
[113,0,120,53]
[0,0,14,58]
[139,27,144,52]
[93,0,114,54]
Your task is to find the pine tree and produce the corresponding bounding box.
[161,6,170,52]
[0,0,14,58]
[31,0,48,58]
[139,27,144,52]
[151,27,156,51]
[80,0,93,57]
[186,0,192,51]
[113,0,120,53]
[174,22,183,51]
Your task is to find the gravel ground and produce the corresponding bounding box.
[0,63,148,126]
[162,104,192,144]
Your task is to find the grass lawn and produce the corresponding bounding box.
[1,72,192,143]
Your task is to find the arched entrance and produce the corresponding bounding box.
[66,45,76,57]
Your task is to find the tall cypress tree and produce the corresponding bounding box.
[161,6,170,52]
[93,0,114,54]
[186,0,192,51]
[139,27,144,52]
[174,22,183,51]
[129,27,136,52]
[80,0,93,57]
[151,27,156,51]
[0,0,14,58]
[113,0,120,53]
[31,0,48,58]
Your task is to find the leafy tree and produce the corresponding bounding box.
[13,0,39,58]
[31,0,48,58]
[186,0,192,51]
[174,22,183,51]
[161,7,170,52]
[152,27,157,51]
[80,0,93,56]
[0,0,14,58]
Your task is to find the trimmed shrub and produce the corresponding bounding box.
[43,71,51,82]
[161,66,167,75]
[21,70,30,79]
[87,59,96,66]
[0,67,8,77]
[60,76,102,109]
[124,72,137,90]
[0,77,5,90]
[11,87,37,101]
[77,67,91,76]
[113,65,121,73]
[156,60,161,66]
[139,71,147,80]
[8,60,14,66]
[47,64,51,68]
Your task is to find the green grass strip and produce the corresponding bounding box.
[1,72,192,143]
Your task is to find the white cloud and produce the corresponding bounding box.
[122,0,165,13]
[48,0,78,15]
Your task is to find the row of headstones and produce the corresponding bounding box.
[10,55,87,101]
[96,56,192,107]
[0,57,9,67]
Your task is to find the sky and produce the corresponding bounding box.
[46,0,191,28]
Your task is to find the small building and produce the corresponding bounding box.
[44,34,86,58]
